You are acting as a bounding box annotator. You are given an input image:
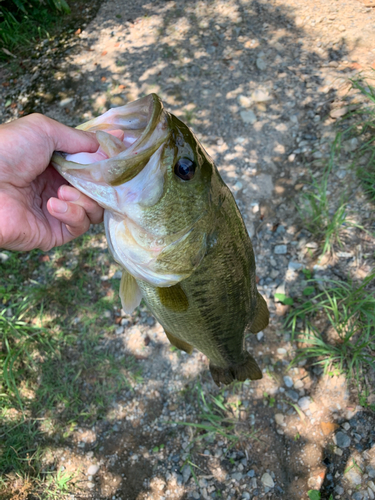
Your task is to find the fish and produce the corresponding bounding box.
[52,93,269,386]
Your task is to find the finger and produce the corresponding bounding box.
[47,197,91,238]
[58,185,104,224]
[27,113,99,155]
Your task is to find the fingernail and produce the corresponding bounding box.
[60,185,80,201]
[51,198,68,213]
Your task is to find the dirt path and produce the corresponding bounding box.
[1,1,375,499]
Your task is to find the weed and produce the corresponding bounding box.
[286,272,375,386]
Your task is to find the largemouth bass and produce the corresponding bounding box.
[52,94,269,385]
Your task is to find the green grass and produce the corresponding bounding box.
[285,272,375,392]
[297,150,362,255]
[0,0,70,59]
[0,233,142,497]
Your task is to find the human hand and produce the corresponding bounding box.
[0,113,103,251]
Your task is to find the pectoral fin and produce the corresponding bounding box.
[119,270,142,313]
[249,292,269,334]
[157,283,189,312]
[165,330,193,354]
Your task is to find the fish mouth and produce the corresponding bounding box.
[52,93,170,188]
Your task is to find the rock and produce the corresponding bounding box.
[277,348,287,355]
[368,487,375,500]
[238,95,252,108]
[274,413,285,426]
[335,485,344,494]
[232,472,243,481]
[247,469,255,478]
[346,468,362,486]
[288,261,303,271]
[294,380,304,389]
[113,270,122,279]
[0,252,9,263]
[342,422,350,431]
[288,153,296,162]
[334,446,343,456]
[352,492,363,500]
[252,89,272,103]
[249,477,257,489]
[335,431,351,448]
[115,326,124,335]
[257,331,264,341]
[87,464,100,476]
[256,56,267,70]
[283,376,293,388]
[242,493,251,500]
[261,473,275,488]
[182,465,191,483]
[240,110,257,124]
[59,97,73,107]
[286,390,299,402]
[298,397,311,411]
[87,482,95,489]
[339,25,346,32]
[274,245,287,255]
[330,106,348,119]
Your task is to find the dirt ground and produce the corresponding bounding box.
[1,0,375,499]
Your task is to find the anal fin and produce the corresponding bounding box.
[249,292,269,334]
[209,352,262,386]
[165,330,193,354]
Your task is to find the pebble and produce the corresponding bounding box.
[242,493,251,500]
[247,470,255,478]
[288,261,303,271]
[240,110,257,124]
[115,326,124,335]
[274,413,285,426]
[232,472,243,481]
[59,97,73,107]
[277,348,287,355]
[87,482,95,489]
[256,56,267,70]
[257,331,264,341]
[238,95,252,108]
[352,492,363,500]
[261,473,275,489]
[285,390,299,402]
[342,422,350,431]
[330,106,348,119]
[298,397,311,411]
[346,468,362,486]
[294,380,304,389]
[283,376,293,388]
[274,245,287,255]
[368,487,375,500]
[335,431,351,448]
[87,464,100,476]
[182,465,191,483]
[252,89,272,103]
[0,252,9,263]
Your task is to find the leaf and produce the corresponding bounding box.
[307,491,321,500]
[303,286,315,296]
[274,293,294,305]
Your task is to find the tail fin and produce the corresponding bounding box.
[209,352,262,386]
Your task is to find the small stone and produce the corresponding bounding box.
[274,245,287,255]
[277,348,287,355]
[249,477,257,489]
[342,422,350,431]
[0,252,10,263]
[87,464,100,476]
[104,310,111,318]
[369,481,375,492]
[283,376,293,388]
[335,431,351,448]
[261,473,275,489]
[346,468,362,486]
[238,95,252,108]
[368,487,375,500]
[368,469,375,480]
[335,485,344,494]
[288,153,296,162]
[232,472,243,481]
[334,446,343,456]
[256,56,267,70]
[330,107,348,119]
[286,390,299,402]
[274,414,285,426]
[87,482,95,489]
[242,493,251,500]
[352,492,363,500]
[252,89,272,103]
[113,270,122,279]
[288,261,302,271]
[294,380,304,389]
[298,397,311,411]
[59,97,73,107]
[240,110,257,124]
[339,25,346,32]
[115,326,124,335]
[257,331,264,341]
[247,469,255,478]
[182,465,191,483]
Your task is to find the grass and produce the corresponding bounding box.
[0,232,143,497]
[297,147,362,255]
[285,272,375,393]
[174,380,257,482]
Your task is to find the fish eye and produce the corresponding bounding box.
[174,158,196,181]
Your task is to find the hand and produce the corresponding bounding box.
[0,113,103,251]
